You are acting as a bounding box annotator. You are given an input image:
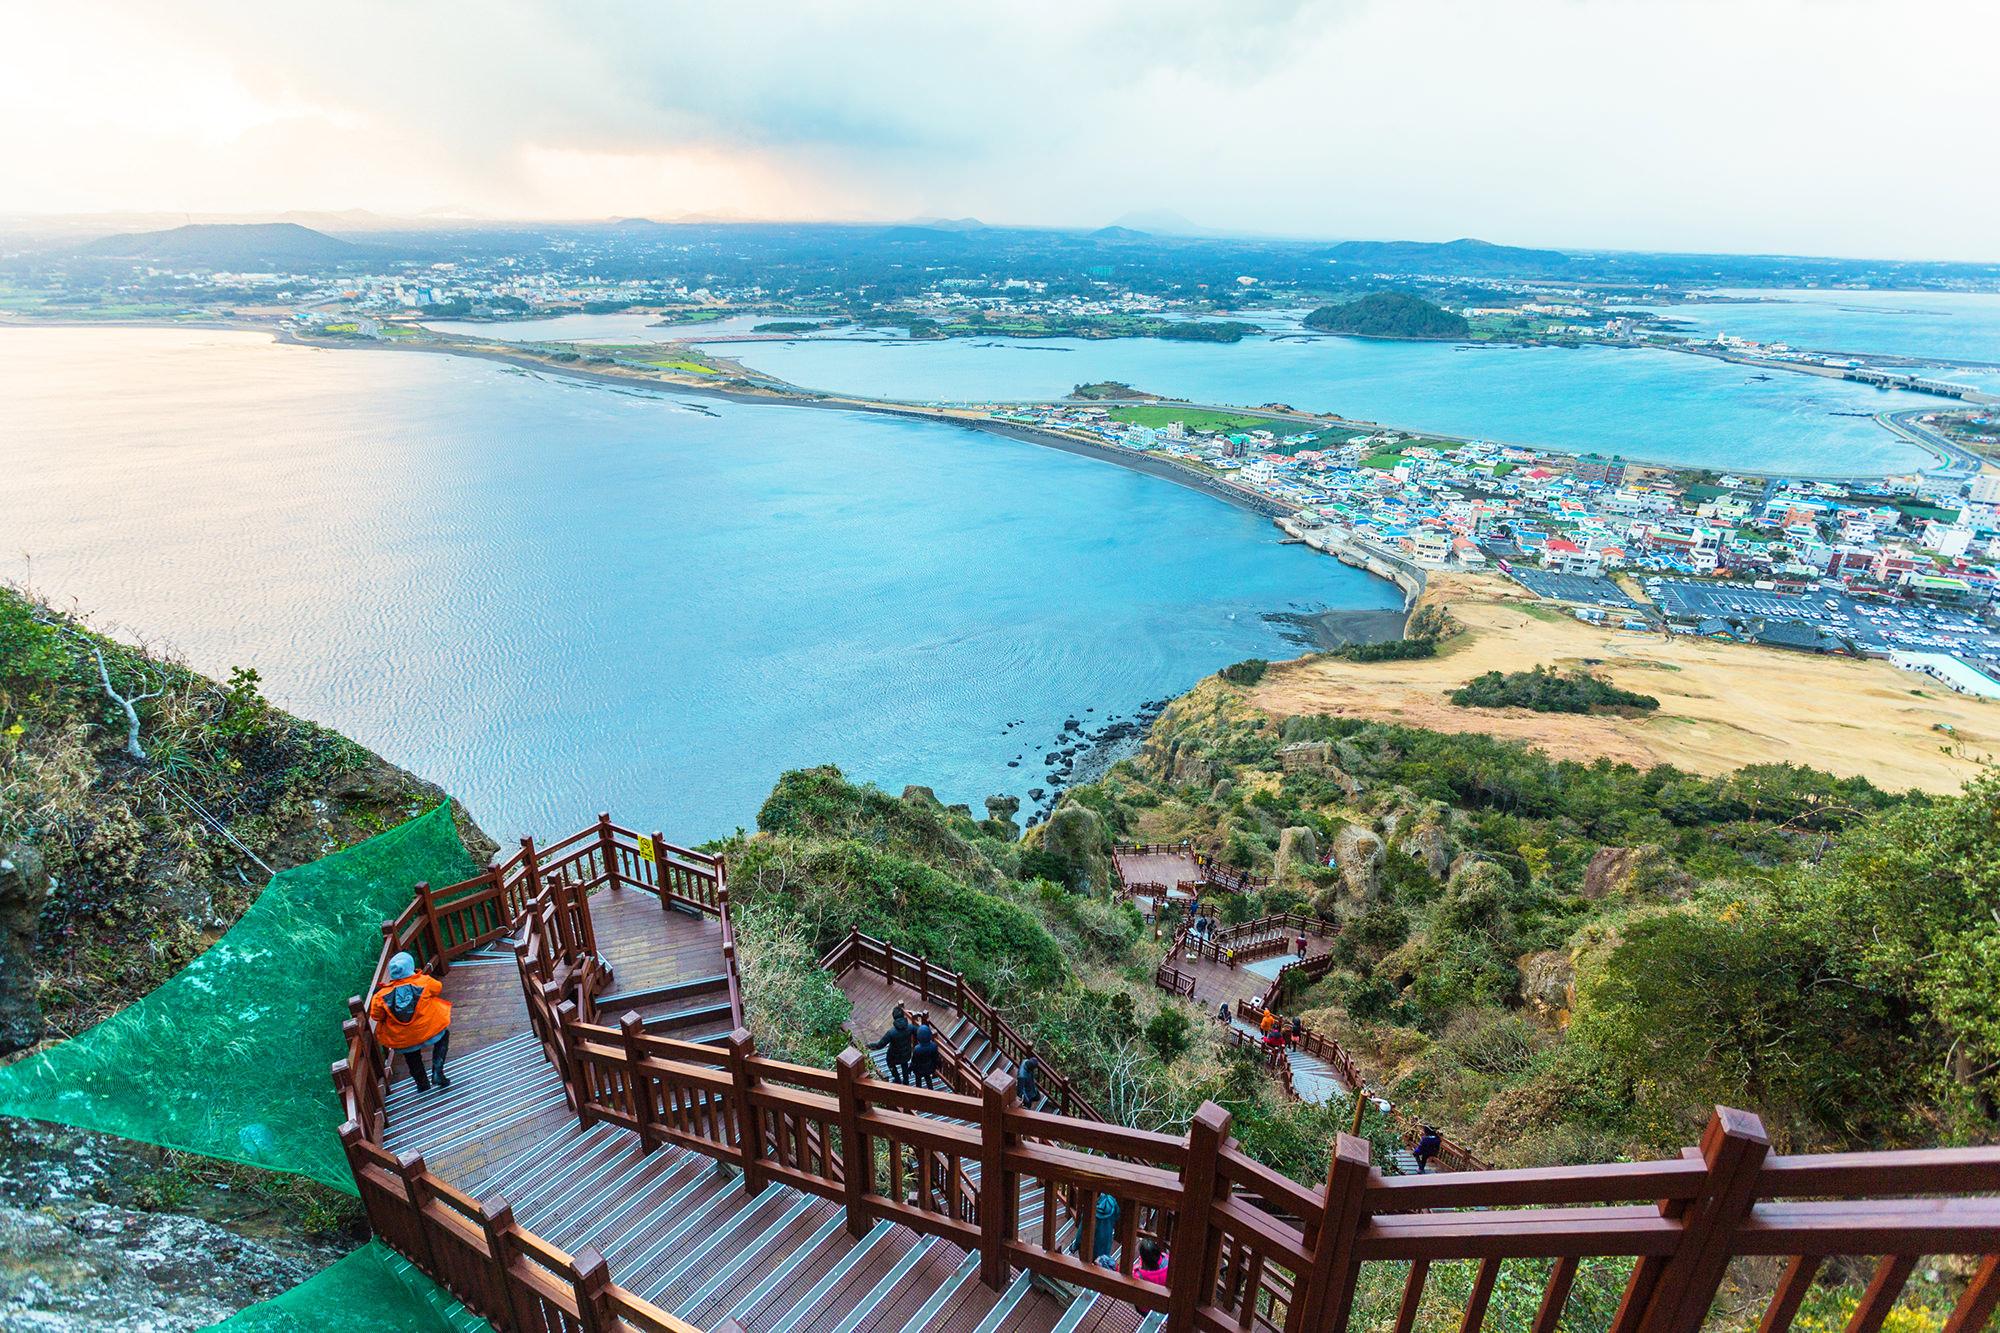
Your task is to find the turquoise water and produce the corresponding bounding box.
[706,335,1937,476]
[1639,289,2000,366]
[0,328,1395,839]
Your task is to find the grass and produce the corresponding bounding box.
[1361,450,1409,469]
[594,345,723,375]
[1109,405,1317,437]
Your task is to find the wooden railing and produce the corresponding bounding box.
[1231,999,1488,1175]
[1171,910,1337,970]
[331,815,740,1333]
[334,817,2000,1333]
[549,1028,2000,1333]
[821,928,1106,1122]
[1257,949,1338,1012]
[1196,860,1271,893]
[341,1122,710,1333]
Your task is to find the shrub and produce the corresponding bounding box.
[1449,666,1658,714]
[1220,659,1268,686]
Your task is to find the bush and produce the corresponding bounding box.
[1144,1007,1193,1064]
[1449,666,1658,714]
[1220,659,1268,686]
[1328,637,1437,663]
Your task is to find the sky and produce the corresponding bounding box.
[3,0,1997,260]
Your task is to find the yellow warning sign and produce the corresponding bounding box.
[636,835,656,863]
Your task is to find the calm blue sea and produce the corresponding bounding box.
[0,328,1395,840]
[703,335,1938,476]
[1636,288,2000,366]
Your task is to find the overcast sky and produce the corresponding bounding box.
[4,0,1996,259]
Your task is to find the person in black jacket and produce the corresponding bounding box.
[1414,1125,1443,1174]
[869,1004,915,1084]
[910,1019,941,1089]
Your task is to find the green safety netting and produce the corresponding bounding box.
[206,1241,483,1332]
[0,801,477,1191]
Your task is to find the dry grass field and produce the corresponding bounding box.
[1246,572,1995,794]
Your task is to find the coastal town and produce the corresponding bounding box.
[1001,396,2000,694]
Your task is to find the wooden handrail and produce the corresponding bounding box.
[340,820,2000,1333]
[823,928,1106,1122]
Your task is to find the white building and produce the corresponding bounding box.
[1889,651,2000,700]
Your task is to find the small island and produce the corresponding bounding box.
[1303,290,1471,339]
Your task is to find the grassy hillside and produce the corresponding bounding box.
[1028,670,2000,1165]
[718,766,1407,1182]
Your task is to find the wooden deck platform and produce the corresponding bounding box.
[380,889,1150,1333]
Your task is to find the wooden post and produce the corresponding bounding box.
[596,811,618,887]
[558,1000,592,1126]
[1166,1102,1231,1333]
[1632,1107,1769,1333]
[519,835,543,903]
[479,1197,533,1332]
[568,1245,614,1333]
[1291,1132,1373,1333]
[978,1069,1018,1291]
[651,828,669,905]
[621,1012,655,1152]
[415,881,449,975]
[396,1153,442,1278]
[729,1028,768,1197]
[835,1048,870,1237]
[918,954,931,1002]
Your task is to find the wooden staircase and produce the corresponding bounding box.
[386,1035,1127,1333]
[597,972,737,1044]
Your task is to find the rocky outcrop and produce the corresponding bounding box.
[1275,826,1321,886]
[1035,802,1112,893]
[1170,751,1215,789]
[0,1117,351,1331]
[980,794,1021,842]
[1581,845,1693,901]
[0,846,49,1055]
[1329,824,1385,901]
[1518,949,1576,1027]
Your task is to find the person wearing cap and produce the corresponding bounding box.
[369,952,454,1092]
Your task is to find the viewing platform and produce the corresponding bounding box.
[330,816,2000,1333]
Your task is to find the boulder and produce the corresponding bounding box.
[0,844,48,1055]
[1275,826,1321,885]
[1518,949,1576,1027]
[1039,803,1110,893]
[1330,824,1385,901]
[1581,845,1694,901]
[901,785,941,807]
[1171,751,1215,789]
[1397,820,1451,881]
[980,795,1021,843]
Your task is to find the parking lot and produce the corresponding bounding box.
[1505,569,1641,610]
[1648,578,2000,670]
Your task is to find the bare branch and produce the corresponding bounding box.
[86,642,153,762]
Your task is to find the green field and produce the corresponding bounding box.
[1108,405,1317,436]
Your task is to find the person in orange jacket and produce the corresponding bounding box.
[370,952,454,1092]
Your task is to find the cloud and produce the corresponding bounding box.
[3,0,1997,258]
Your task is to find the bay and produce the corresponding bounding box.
[706,335,1938,477]
[0,328,1396,840]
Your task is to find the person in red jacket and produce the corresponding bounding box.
[369,952,454,1092]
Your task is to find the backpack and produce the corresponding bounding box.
[386,981,422,1023]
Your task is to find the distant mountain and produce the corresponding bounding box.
[79,222,366,268]
[1089,225,1151,240]
[1303,291,1471,340]
[1109,209,1216,237]
[1320,237,1571,276]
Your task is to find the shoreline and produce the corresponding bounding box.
[1,314,1955,481]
